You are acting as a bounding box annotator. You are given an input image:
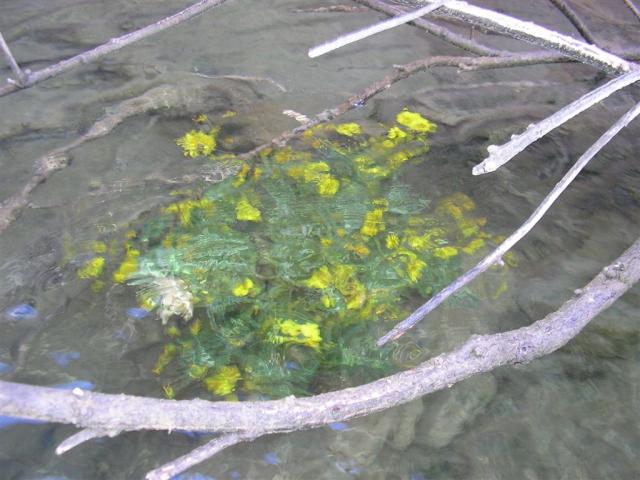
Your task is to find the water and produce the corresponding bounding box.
[1,0,640,478]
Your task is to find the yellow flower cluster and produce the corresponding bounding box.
[360,208,385,237]
[232,278,254,297]
[77,256,105,279]
[236,196,262,222]
[396,109,437,133]
[176,129,218,157]
[270,319,322,351]
[335,123,362,137]
[113,248,140,283]
[204,365,242,395]
[287,161,340,197]
[305,264,367,310]
[164,198,214,226]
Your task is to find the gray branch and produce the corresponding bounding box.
[472,67,640,175]
[0,31,28,85]
[377,99,640,345]
[0,0,229,97]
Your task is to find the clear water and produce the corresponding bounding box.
[1,0,640,479]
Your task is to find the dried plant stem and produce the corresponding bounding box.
[547,0,597,44]
[377,100,640,346]
[145,432,258,480]
[0,0,229,98]
[309,0,449,58]
[472,67,640,175]
[0,31,28,84]
[56,428,107,455]
[623,0,640,21]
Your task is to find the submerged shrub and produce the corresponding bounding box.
[79,110,510,399]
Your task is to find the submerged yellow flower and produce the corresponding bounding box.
[396,110,437,133]
[386,233,400,249]
[361,208,385,237]
[204,365,241,396]
[317,175,340,196]
[176,130,217,157]
[77,256,105,279]
[462,238,485,255]
[433,246,458,260]
[387,126,407,140]
[164,198,214,226]
[305,266,332,289]
[236,197,262,222]
[271,319,322,351]
[232,278,254,297]
[406,257,427,283]
[113,249,140,283]
[335,123,362,137]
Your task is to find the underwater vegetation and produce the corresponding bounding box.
[71,109,513,400]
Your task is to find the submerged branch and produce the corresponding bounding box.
[309,0,449,58]
[0,31,28,85]
[473,68,640,175]
[351,0,505,56]
[0,234,638,452]
[623,0,640,22]
[377,100,640,345]
[547,0,597,44]
[145,432,259,480]
[0,0,229,98]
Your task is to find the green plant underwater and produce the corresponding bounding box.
[74,109,513,400]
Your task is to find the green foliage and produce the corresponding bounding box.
[77,110,514,400]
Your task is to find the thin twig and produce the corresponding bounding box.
[56,428,108,455]
[145,432,259,480]
[473,67,640,175]
[0,31,28,85]
[0,0,229,98]
[352,0,505,56]
[309,0,450,58]
[377,99,640,346]
[623,0,640,21]
[547,0,598,44]
[293,5,369,13]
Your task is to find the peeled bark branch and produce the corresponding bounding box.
[472,67,640,175]
[378,99,640,345]
[0,0,229,97]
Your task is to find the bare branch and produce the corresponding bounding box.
[473,67,640,175]
[547,0,598,44]
[293,5,369,13]
[0,31,28,85]
[0,234,638,441]
[351,0,505,56]
[145,432,259,480]
[377,99,640,346]
[0,0,229,98]
[309,0,449,58]
[56,428,108,455]
[623,0,640,21]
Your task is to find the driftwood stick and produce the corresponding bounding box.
[472,67,640,175]
[547,0,598,44]
[145,432,259,480]
[309,0,449,58]
[377,99,640,346]
[0,0,229,98]
[623,0,640,21]
[351,0,505,56]
[0,31,28,85]
[0,234,638,438]
[56,428,108,455]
